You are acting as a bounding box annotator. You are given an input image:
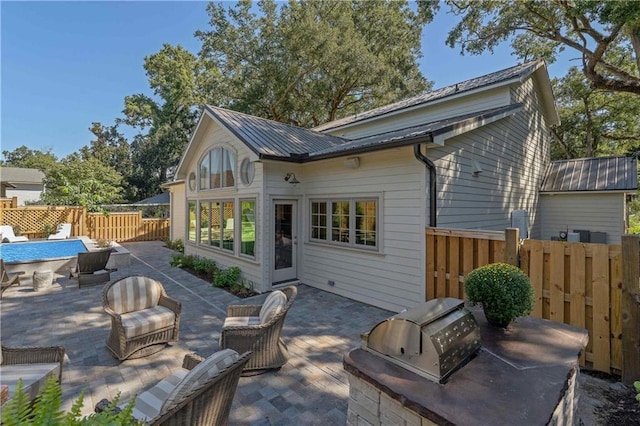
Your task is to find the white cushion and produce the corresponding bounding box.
[120,306,175,338]
[124,369,188,421]
[0,363,60,402]
[161,349,239,412]
[222,316,261,328]
[259,290,287,324]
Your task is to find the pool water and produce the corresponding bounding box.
[0,240,88,263]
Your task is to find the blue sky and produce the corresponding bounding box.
[1,1,576,160]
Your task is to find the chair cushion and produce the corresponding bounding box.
[0,363,60,402]
[161,349,239,413]
[120,306,175,338]
[222,316,261,328]
[107,276,163,314]
[259,290,287,324]
[124,369,189,421]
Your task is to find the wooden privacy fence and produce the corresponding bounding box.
[426,227,640,379]
[87,212,169,242]
[1,206,169,242]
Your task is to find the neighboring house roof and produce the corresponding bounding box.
[0,167,45,185]
[132,192,170,206]
[314,60,552,132]
[540,156,638,193]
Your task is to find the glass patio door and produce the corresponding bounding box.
[272,200,297,283]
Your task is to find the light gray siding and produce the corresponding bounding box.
[332,89,510,140]
[424,77,550,237]
[297,147,426,312]
[539,193,624,244]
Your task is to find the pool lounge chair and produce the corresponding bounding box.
[1,259,23,299]
[0,225,29,243]
[69,248,115,288]
[48,223,72,240]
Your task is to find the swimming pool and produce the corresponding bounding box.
[0,240,88,263]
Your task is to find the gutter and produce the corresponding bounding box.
[413,144,437,227]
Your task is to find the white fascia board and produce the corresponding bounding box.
[431,105,523,146]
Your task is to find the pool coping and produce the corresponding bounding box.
[2,237,130,276]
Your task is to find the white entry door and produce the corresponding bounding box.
[272,200,297,283]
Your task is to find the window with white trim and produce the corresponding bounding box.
[198,147,236,190]
[310,198,378,249]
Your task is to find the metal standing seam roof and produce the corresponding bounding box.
[206,106,349,160]
[313,61,543,132]
[540,156,638,193]
[206,104,522,163]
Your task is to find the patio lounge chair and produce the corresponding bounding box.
[0,225,28,243]
[103,275,181,360]
[69,248,115,288]
[47,223,72,240]
[220,286,297,374]
[0,344,65,403]
[95,349,251,425]
[1,259,23,299]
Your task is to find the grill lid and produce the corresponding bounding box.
[361,297,480,383]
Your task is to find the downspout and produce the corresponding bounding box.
[413,144,437,227]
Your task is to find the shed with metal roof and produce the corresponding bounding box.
[539,156,638,244]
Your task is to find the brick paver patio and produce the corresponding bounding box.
[0,241,391,424]
[2,240,607,424]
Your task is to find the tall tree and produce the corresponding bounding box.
[80,123,135,200]
[551,67,640,159]
[429,0,640,95]
[121,44,205,200]
[196,0,434,127]
[1,146,58,173]
[41,155,124,211]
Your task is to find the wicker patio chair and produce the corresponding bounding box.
[69,248,115,288]
[0,344,65,402]
[1,259,23,299]
[95,350,251,425]
[103,275,181,360]
[220,286,297,375]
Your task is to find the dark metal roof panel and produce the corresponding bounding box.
[314,61,542,132]
[309,105,521,159]
[206,106,348,159]
[541,156,638,192]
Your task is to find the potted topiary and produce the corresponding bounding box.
[464,262,535,328]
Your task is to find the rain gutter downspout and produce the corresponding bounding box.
[413,144,437,227]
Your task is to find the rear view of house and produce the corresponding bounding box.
[168,60,559,312]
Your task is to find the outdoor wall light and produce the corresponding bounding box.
[284,172,300,185]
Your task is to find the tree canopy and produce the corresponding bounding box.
[431,0,640,95]
[196,0,434,127]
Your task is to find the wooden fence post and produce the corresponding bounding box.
[621,234,640,384]
[505,227,520,266]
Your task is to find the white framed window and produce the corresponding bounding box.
[310,198,378,250]
[190,197,257,259]
[198,147,236,190]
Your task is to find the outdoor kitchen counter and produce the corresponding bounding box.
[344,307,589,425]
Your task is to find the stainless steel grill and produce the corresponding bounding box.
[361,297,480,383]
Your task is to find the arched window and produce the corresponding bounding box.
[198,147,236,190]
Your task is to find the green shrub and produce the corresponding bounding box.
[465,262,535,327]
[164,238,184,253]
[1,376,142,425]
[192,257,218,278]
[214,266,241,288]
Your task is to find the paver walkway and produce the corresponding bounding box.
[0,241,391,424]
[1,240,607,424]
